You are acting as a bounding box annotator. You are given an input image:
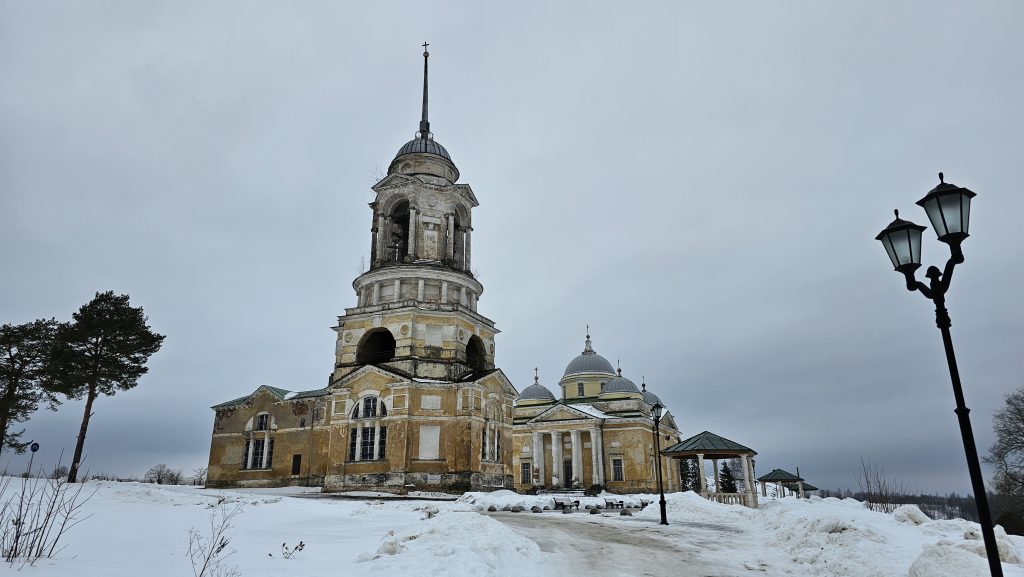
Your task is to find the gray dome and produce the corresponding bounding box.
[642,389,662,406]
[563,334,616,377]
[602,372,640,394]
[518,380,556,402]
[395,137,452,161]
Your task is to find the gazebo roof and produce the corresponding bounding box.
[661,430,756,458]
[757,468,803,482]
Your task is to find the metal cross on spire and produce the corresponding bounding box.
[534,367,539,384]
[419,42,431,138]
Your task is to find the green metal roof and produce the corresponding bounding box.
[757,468,804,482]
[661,430,755,455]
[210,385,327,410]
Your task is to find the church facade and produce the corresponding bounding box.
[206,49,679,495]
[511,335,681,494]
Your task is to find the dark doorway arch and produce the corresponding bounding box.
[357,329,396,365]
[466,335,487,371]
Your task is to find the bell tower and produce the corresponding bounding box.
[331,45,498,383]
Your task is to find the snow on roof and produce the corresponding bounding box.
[566,403,616,419]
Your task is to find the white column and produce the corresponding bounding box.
[408,207,418,258]
[713,459,721,493]
[440,281,448,303]
[373,214,384,261]
[354,425,363,461]
[589,429,600,485]
[445,214,455,260]
[532,431,544,486]
[594,428,605,485]
[372,424,380,460]
[262,432,270,468]
[570,430,582,486]
[393,279,401,302]
[372,283,380,305]
[468,290,476,312]
[460,286,467,306]
[464,228,472,271]
[697,453,707,494]
[417,279,425,301]
[740,455,753,493]
[551,432,563,487]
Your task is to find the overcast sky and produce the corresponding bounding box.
[2,1,1022,494]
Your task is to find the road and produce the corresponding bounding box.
[487,509,768,577]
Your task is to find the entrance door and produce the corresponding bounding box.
[291,454,302,475]
[564,459,573,486]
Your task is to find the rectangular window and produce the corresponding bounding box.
[378,426,387,460]
[255,414,269,431]
[252,439,266,469]
[577,383,585,397]
[612,458,624,482]
[521,462,532,485]
[419,425,440,459]
[348,428,358,461]
[241,439,251,470]
[266,439,274,468]
[361,427,376,460]
[495,431,501,462]
[421,395,441,410]
[291,454,302,475]
[481,428,488,460]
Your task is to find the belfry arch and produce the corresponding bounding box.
[357,328,397,365]
[466,335,487,370]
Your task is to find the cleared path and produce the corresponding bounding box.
[488,510,767,577]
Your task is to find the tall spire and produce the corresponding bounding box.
[419,42,431,138]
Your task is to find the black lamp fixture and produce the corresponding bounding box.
[875,173,1001,577]
[651,401,668,525]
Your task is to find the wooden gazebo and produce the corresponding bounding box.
[756,468,816,498]
[661,430,758,508]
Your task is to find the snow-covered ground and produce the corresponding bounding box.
[8,480,1024,576]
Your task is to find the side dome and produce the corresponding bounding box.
[563,334,616,377]
[602,371,640,394]
[641,384,662,406]
[518,373,556,403]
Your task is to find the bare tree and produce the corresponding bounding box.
[145,464,182,485]
[855,457,911,514]
[986,387,1024,496]
[192,467,208,486]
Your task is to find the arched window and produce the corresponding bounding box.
[357,329,396,365]
[241,412,275,471]
[347,394,388,462]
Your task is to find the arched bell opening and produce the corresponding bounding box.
[357,329,397,365]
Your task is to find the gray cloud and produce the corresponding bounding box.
[2,1,1022,494]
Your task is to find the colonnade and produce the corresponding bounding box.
[530,428,604,487]
[371,210,472,270]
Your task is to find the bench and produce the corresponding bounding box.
[553,498,580,510]
[604,498,624,509]
[639,499,652,508]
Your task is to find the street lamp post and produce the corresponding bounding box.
[875,173,1002,577]
[651,402,668,526]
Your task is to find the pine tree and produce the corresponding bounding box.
[719,461,739,493]
[49,292,165,482]
[680,458,701,492]
[0,319,62,453]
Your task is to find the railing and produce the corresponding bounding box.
[707,492,746,505]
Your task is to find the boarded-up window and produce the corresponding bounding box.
[421,395,441,410]
[419,425,440,459]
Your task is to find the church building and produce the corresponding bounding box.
[207,47,516,492]
[205,49,679,495]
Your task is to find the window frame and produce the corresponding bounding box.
[521,461,532,485]
[612,458,624,482]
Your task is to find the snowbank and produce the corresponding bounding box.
[457,489,659,511]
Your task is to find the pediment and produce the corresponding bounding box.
[372,173,414,192]
[530,404,598,424]
[475,369,518,398]
[330,365,408,391]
